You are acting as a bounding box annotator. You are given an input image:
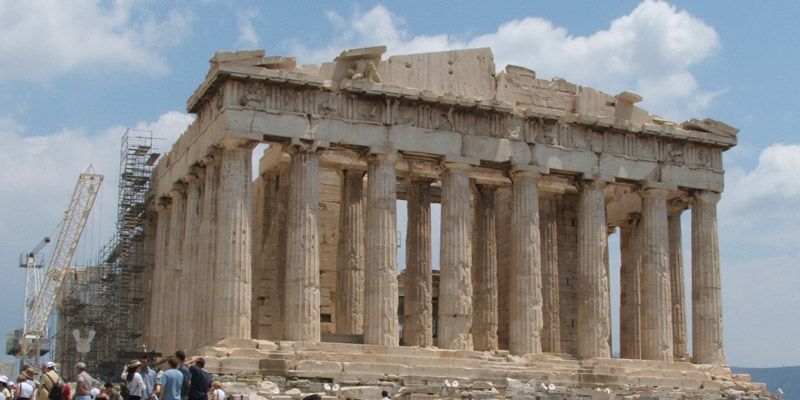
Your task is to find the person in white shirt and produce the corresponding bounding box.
[121,361,146,400]
[15,375,34,400]
[209,381,224,400]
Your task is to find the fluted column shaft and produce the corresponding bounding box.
[619,217,641,359]
[639,188,673,361]
[691,191,725,364]
[472,184,498,351]
[364,153,399,345]
[439,162,474,350]
[197,157,218,345]
[267,164,290,340]
[509,170,543,355]
[539,193,560,353]
[182,173,202,349]
[165,188,186,352]
[284,147,321,342]
[404,178,434,347]
[669,205,688,359]
[336,169,366,335]
[212,142,252,340]
[149,203,170,352]
[577,179,611,358]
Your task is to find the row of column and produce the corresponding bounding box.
[269,145,724,363]
[148,139,253,353]
[618,187,724,364]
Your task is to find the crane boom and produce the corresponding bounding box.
[22,166,103,360]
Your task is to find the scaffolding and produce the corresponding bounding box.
[56,129,159,381]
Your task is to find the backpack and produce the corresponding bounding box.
[45,374,63,400]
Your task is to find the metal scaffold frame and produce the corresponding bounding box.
[56,129,159,381]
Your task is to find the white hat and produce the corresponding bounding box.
[0,375,8,384]
[45,361,56,370]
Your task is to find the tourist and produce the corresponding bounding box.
[121,360,146,400]
[15,376,34,400]
[209,382,224,400]
[138,355,157,400]
[173,351,191,400]
[300,395,321,400]
[74,362,97,400]
[154,358,183,400]
[184,357,210,400]
[0,376,11,400]
[380,390,390,400]
[94,384,110,400]
[36,362,60,400]
[21,367,37,390]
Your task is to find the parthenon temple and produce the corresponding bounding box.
[143,46,767,398]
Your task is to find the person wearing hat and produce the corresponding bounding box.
[37,362,60,400]
[0,375,11,400]
[121,360,145,400]
[74,363,96,400]
[21,367,38,391]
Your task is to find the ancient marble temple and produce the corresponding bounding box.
[143,46,752,395]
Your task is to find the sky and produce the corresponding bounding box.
[1,0,798,368]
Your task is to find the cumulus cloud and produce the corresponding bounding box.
[287,1,720,121]
[236,9,261,48]
[0,0,193,83]
[0,111,194,267]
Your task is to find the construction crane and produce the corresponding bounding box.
[20,236,51,341]
[17,165,103,369]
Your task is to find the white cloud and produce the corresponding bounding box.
[288,1,720,121]
[236,9,261,48]
[0,111,194,266]
[0,0,193,83]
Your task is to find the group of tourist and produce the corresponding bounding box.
[0,350,225,400]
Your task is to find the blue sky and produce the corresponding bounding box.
[1,1,798,368]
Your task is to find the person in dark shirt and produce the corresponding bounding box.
[174,351,191,400]
[184,357,211,400]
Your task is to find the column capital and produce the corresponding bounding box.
[287,138,328,154]
[510,163,548,180]
[692,190,721,205]
[218,136,258,150]
[367,150,400,164]
[668,198,690,216]
[639,187,671,199]
[578,177,609,191]
[167,183,186,198]
[441,155,479,171]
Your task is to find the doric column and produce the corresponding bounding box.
[182,171,202,349]
[149,201,170,352]
[284,144,321,342]
[509,166,544,355]
[472,184,498,351]
[404,177,434,347]
[691,191,725,364]
[165,185,186,352]
[619,215,641,359]
[211,139,253,340]
[364,152,399,345]
[197,154,218,345]
[539,191,560,353]
[576,178,611,358]
[336,169,366,335]
[605,225,615,353]
[639,186,674,361]
[265,161,290,340]
[669,201,689,360]
[438,159,475,350]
